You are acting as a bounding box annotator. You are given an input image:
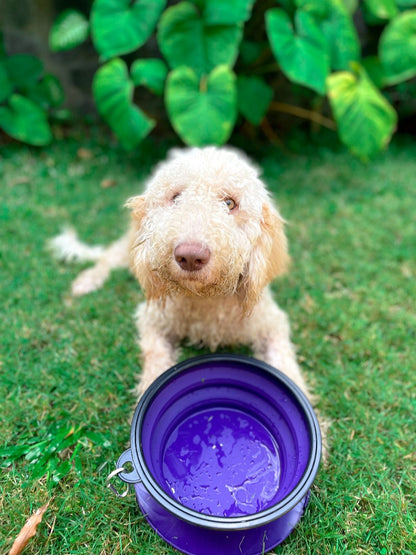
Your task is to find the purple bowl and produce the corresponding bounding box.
[115,354,321,555]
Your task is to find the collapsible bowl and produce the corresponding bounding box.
[112,354,321,555]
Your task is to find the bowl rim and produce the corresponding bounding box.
[130,354,321,531]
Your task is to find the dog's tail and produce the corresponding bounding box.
[48,228,105,263]
[48,228,131,296]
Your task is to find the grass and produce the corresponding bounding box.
[1,129,415,554]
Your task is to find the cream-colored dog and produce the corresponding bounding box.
[51,147,310,400]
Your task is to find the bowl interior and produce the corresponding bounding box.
[135,357,316,520]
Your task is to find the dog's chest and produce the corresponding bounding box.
[165,296,247,349]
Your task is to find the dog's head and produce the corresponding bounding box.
[127,147,289,313]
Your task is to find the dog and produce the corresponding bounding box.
[50,146,311,400]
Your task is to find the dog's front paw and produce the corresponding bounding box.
[71,267,107,296]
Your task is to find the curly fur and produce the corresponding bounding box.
[50,147,311,400]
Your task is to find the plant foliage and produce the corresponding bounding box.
[327,64,398,158]
[166,64,237,145]
[50,0,416,158]
[49,9,90,52]
[379,10,416,84]
[266,8,330,95]
[91,0,166,60]
[92,58,155,150]
[0,424,90,488]
[0,35,64,145]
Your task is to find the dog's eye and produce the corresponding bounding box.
[224,198,237,211]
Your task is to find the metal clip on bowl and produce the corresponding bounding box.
[106,448,141,498]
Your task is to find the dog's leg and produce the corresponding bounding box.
[49,228,133,296]
[136,331,178,397]
[251,297,311,398]
[259,336,310,397]
[71,232,132,296]
[253,298,330,460]
[134,303,179,398]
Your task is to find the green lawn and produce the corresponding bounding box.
[1,131,415,554]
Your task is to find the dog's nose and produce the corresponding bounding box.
[174,242,211,272]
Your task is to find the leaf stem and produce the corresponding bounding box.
[269,101,336,130]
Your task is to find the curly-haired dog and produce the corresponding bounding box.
[50,147,311,400]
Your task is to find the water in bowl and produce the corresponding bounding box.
[163,407,281,517]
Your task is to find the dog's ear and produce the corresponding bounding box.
[238,201,290,314]
[133,266,169,303]
[125,195,168,301]
[258,201,290,279]
[125,195,147,224]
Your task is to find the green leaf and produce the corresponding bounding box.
[297,0,360,70]
[327,65,397,159]
[0,60,13,103]
[0,425,89,488]
[0,443,34,466]
[276,0,297,13]
[40,74,65,107]
[93,58,155,150]
[396,0,416,6]
[363,0,397,20]
[91,0,166,59]
[237,75,273,125]
[131,58,168,95]
[158,1,243,77]
[266,8,329,94]
[198,0,256,24]
[342,0,358,14]
[4,54,43,90]
[239,40,266,65]
[0,94,52,145]
[361,56,386,88]
[166,64,237,145]
[25,74,65,109]
[379,10,416,85]
[49,9,90,51]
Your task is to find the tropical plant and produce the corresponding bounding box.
[0,31,65,145]
[50,0,416,159]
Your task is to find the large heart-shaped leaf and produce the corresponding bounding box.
[379,10,416,85]
[0,94,52,145]
[158,2,242,77]
[131,58,168,95]
[297,0,360,70]
[198,0,256,24]
[266,8,329,94]
[327,65,397,159]
[49,9,90,52]
[91,0,166,60]
[237,75,273,125]
[93,58,155,150]
[166,64,237,145]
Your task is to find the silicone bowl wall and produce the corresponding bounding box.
[124,354,321,555]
